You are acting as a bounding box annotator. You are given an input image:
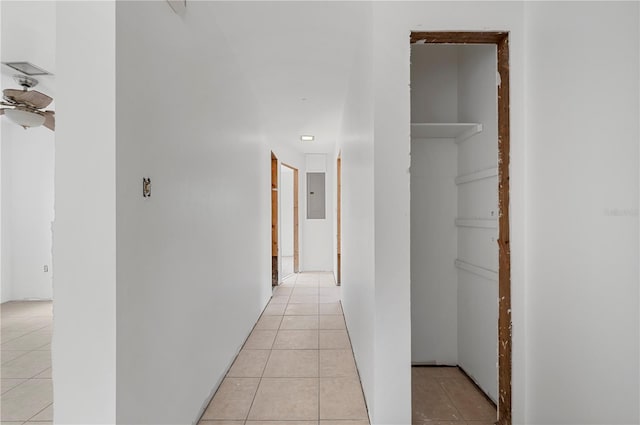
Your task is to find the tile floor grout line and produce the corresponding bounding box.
[24,400,52,422]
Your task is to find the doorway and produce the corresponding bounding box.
[336,153,342,285]
[280,163,299,279]
[409,32,511,425]
[271,152,279,286]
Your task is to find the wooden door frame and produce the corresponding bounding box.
[336,153,342,285]
[410,31,512,425]
[281,163,300,274]
[271,152,279,286]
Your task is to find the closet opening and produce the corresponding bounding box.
[409,32,511,425]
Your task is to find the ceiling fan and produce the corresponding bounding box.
[1,75,55,131]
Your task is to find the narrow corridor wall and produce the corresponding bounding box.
[115,2,271,424]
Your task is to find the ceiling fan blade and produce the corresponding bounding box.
[43,110,55,131]
[0,109,4,115]
[3,89,53,109]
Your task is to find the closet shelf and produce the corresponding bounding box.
[455,218,498,229]
[411,123,482,142]
[455,167,498,185]
[455,259,497,282]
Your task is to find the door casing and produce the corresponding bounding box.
[410,31,512,425]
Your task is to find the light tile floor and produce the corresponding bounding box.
[1,300,53,425]
[199,272,370,425]
[412,366,496,425]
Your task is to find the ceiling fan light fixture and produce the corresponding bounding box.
[300,135,315,142]
[4,108,45,128]
[2,62,51,76]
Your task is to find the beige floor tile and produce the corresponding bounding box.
[34,368,52,379]
[280,316,319,330]
[319,350,357,377]
[1,351,51,379]
[0,378,52,422]
[319,330,351,350]
[247,421,317,425]
[412,422,466,425]
[412,376,462,422]
[1,332,51,351]
[248,378,318,420]
[263,303,286,316]
[1,351,30,365]
[263,350,318,378]
[319,316,346,330]
[319,296,341,304]
[289,296,319,304]
[273,330,319,350]
[29,402,53,421]
[319,288,341,298]
[319,303,342,315]
[243,330,277,350]
[296,275,319,282]
[319,377,368,420]
[285,303,319,316]
[254,316,282,330]
[0,422,24,425]
[273,286,293,295]
[320,421,369,425]
[198,421,244,425]
[318,281,337,288]
[295,281,319,287]
[439,378,496,421]
[1,331,28,344]
[291,287,319,296]
[202,378,260,420]
[269,296,290,304]
[227,350,270,377]
[1,378,27,395]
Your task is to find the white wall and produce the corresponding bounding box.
[410,45,458,123]
[114,2,271,424]
[302,153,333,271]
[1,124,54,301]
[337,1,376,419]
[410,137,458,365]
[410,45,459,365]
[456,44,498,402]
[54,2,117,423]
[0,0,56,302]
[525,2,639,424]
[371,2,526,423]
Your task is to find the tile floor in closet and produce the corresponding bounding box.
[412,366,497,425]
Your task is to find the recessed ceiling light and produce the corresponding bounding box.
[300,135,314,142]
[2,62,51,76]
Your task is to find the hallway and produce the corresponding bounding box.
[198,272,369,424]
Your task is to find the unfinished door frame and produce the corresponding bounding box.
[271,152,279,286]
[410,31,512,425]
[336,153,342,285]
[281,162,300,274]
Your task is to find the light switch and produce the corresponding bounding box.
[143,178,151,198]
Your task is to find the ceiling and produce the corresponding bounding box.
[1,1,56,98]
[202,1,366,154]
[1,1,364,154]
